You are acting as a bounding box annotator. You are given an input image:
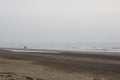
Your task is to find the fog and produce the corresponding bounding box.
[0,0,120,43]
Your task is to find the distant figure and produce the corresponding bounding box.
[24,46,27,49]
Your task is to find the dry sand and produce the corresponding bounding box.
[0,49,120,80]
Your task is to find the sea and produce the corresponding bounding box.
[0,43,120,52]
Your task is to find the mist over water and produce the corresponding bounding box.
[0,1,120,52]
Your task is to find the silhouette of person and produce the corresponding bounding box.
[24,46,27,49]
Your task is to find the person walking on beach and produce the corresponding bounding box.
[24,46,27,49]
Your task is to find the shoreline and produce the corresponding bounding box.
[2,47,120,55]
[2,47,120,61]
[2,47,120,52]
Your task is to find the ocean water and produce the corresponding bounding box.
[0,43,120,52]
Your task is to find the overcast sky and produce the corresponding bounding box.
[0,0,120,43]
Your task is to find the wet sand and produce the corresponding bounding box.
[0,49,120,80]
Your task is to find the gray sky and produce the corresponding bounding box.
[0,0,120,43]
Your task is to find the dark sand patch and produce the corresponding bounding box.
[0,72,44,80]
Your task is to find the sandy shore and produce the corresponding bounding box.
[0,49,120,80]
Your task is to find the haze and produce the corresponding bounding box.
[0,0,120,43]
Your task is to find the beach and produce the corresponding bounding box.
[0,49,120,80]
